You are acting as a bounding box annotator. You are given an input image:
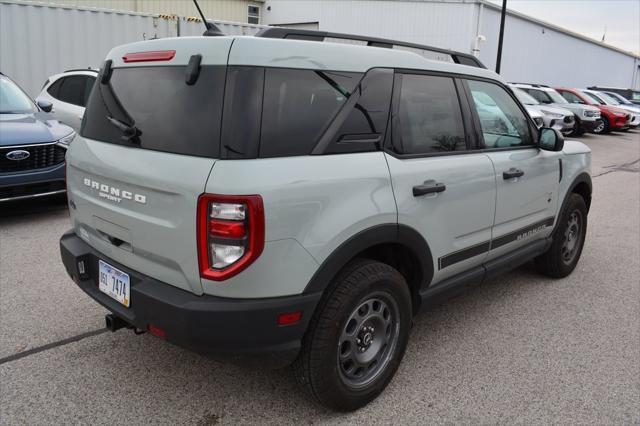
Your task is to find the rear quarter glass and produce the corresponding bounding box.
[81,65,225,158]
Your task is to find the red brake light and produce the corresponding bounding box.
[122,50,176,63]
[197,194,265,281]
[210,219,246,239]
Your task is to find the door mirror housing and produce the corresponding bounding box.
[36,99,53,113]
[539,127,564,152]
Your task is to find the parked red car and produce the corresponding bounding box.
[555,87,630,134]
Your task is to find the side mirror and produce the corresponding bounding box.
[539,127,564,152]
[36,99,53,113]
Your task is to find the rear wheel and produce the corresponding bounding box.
[293,259,412,411]
[535,194,587,278]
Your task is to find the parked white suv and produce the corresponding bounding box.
[37,69,98,131]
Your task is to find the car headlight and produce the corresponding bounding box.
[613,112,626,117]
[583,110,599,118]
[541,110,563,118]
[56,131,76,148]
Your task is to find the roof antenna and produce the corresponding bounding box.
[192,0,224,36]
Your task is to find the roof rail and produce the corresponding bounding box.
[64,68,99,73]
[254,27,487,69]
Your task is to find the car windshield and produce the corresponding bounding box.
[546,90,569,104]
[512,87,539,105]
[596,92,621,105]
[606,92,632,105]
[0,76,36,113]
[580,91,605,105]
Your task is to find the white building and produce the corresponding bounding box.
[262,0,640,89]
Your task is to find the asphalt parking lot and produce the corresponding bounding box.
[1,131,638,425]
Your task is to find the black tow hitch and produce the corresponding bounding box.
[105,314,128,332]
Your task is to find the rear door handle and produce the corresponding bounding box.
[503,168,524,179]
[413,182,446,197]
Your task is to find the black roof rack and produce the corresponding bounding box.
[64,68,99,73]
[254,27,486,69]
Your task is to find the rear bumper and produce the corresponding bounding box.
[60,231,321,368]
[0,162,65,202]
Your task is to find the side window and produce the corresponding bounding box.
[525,89,552,104]
[56,76,90,106]
[560,91,584,104]
[47,79,63,98]
[468,79,532,149]
[260,69,361,158]
[393,74,466,155]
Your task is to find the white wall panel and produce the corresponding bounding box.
[0,1,266,97]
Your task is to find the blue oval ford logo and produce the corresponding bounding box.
[5,150,31,161]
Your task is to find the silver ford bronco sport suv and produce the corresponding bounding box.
[60,28,592,411]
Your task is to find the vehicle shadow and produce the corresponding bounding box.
[0,195,68,220]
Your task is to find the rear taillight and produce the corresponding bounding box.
[197,194,265,281]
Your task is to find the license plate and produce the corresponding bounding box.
[98,260,130,307]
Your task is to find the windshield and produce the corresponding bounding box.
[581,91,605,105]
[605,92,632,105]
[512,87,539,105]
[0,76,36,113]
[596,92,620,105]
[546,90,569,104]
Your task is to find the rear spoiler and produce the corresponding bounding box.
[254,27,486,69]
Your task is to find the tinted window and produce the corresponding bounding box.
[221,67,264,159]
[56,76,91,106]
[47,78,63,98]
[260,69,361,157]
[393,74,466,155]
[468,80,532,148]
[82,66,225,158]
[324,69,393,154]
[560,91,585,104]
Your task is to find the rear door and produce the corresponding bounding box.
[67,38,233,295]
[385,72,496,286]
[465,79,560,260]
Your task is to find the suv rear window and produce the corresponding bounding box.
[81,66,225,158]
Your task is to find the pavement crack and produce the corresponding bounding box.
[593,158,640,178]
[0,328,108,365]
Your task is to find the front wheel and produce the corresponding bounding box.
[592,117,610,134]
[293,259,412,411]
[535,194,588,278]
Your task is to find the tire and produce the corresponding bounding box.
[535,194,588,278]
[593,117,610,134]
[293,259,412,411]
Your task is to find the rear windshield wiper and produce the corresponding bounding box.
[106,116,141,142]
